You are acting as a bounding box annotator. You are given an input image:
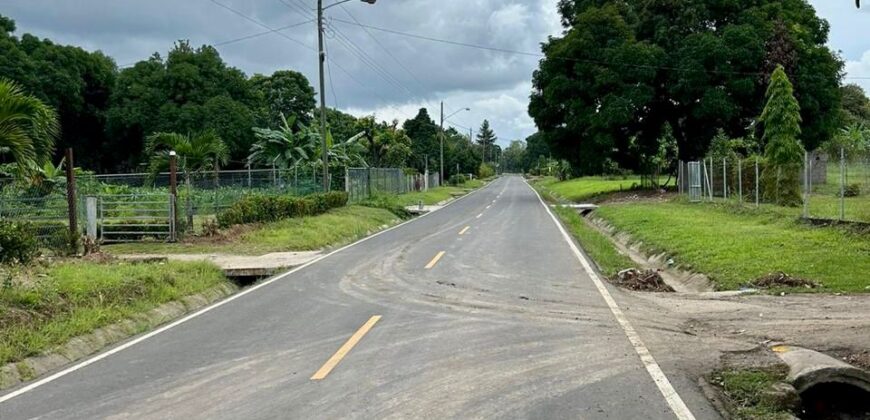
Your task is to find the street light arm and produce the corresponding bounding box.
[444,107,471,120]
[323,0,375,10]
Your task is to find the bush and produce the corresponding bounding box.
[216,191,348,227]
[448,174,468,186]
[843,183,861,197]
[478,163,495,179]
[359,193,413,219]
[0,220,39,264]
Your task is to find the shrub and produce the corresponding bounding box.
[359,193,412,219]
[0,220,39,264]
[449,174,468,186]
[478,163,495,179]
[843,183,861,197]
[216,191,348,227]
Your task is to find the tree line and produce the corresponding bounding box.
[0,13,502,180]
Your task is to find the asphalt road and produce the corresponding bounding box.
[0,176,718,419]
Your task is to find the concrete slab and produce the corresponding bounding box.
[117,251,322,277]
[405,205,444,215]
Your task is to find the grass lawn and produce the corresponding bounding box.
[104,205,401,255]
[553,206,633,277]
[394,179,483,207]
[595,202,870,292]
[0,261,228,367]
[537,176,647,202]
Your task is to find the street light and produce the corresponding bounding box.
[440,102,471,184]
[317,0,376,191]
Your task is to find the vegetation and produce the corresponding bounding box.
[105,205,400,255]
[552,206,633,277]
[530,1,842,175]
[0,79,59,173]
[145,131,229,177]
[711,368,793,420]
[216,191,348,227]
[0,261,228,366]
[395,185,472,207]
[0,220,38,264]
[760,66,804,206]
[475,119,498,163]
[478,162,495,179]
[537,176,643,202]
[595,201,870,292]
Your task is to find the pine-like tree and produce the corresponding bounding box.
[475,120,497,162]
[760,65,804,206]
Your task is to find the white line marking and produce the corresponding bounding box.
[525,179,696,420]
[0,184,492,404]
[476,213,483,219]
[485,205,491,209]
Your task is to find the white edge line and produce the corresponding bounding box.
[0,184,490,404]
[524,179,696,420]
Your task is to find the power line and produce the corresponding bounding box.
[330,17,870,81]
[324,37,339,108]
[215,19,313,47]
[209,0,313,51]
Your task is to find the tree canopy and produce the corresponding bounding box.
[531,0,843,175]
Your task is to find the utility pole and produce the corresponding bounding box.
[440,101,444,185]
[317,0,329,192]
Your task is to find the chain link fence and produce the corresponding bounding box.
[0,178,73,251]
[678,147,869,224]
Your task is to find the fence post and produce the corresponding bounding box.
[840,147,846,221]
[803,151,809,219]
[737,159,743,203]
[86,196,97,241]
[247,163,252,189]
[755,156,759,207]
[345,167,350,194]
[723,158,727,200]
[169,151,178,242]
[64,148,78,251]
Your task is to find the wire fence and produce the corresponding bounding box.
[1,161,441,246]
[678,147,870,223]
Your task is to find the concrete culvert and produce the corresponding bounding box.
[799,382,870,419]
[770,344,870,419]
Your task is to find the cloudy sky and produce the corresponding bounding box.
[2,0,869,146]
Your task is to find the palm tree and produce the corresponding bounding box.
[145,131,229,179]
[248,114,317,170]
[0,78,59,173]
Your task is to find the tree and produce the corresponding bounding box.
[249,114,316,170]
[502,140,527,173]
[760,66,804,206]
[357,116,412,168]
[0,78,58,172]
[145,131,229,178]
[531,1,842,174]
[476,120,497,162]
[402,108,439,172]
[840,84,870,127]
[250,70,316,127]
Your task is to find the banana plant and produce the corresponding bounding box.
[249,114,317,170]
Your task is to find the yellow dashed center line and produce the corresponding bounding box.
[311,315,382,380]
[459,226,470,235]
[425,251,446,269]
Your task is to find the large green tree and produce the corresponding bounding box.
[840,84,870,127]
[532,1,843,174]
[402,108,440,172]
[476,119,498,163]
[250,70,316,127]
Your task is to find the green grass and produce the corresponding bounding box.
[104,205,401,255]
[553,206,634,277]
[395,185,473,207]
[712,368,794,420]
[0,261,228,366]
[595,201,870,292]
[537,176,645,202]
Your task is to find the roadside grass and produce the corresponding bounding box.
[537,176,646,202]
[394,186,470,207]
[594,201,870,292]
[0,261,228,366]
[104,205,400,255]
[711,368,794,420]
[552,206,633,277]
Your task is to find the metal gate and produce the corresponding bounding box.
[98,194,176,243]
[688,162,702,202]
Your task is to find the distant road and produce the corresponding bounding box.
[1,176,717,419]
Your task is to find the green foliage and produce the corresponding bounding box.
[478,162,495,179]
[0,219,38,264]
[145,131,229,177]
[532,1,842,173]
[476,119,498,162]
[823,123,869,159]
[712,368,793,420]
[249,114,316,169]
[402,108,440,172]
[0,78,59,171]
[358,193,413,219]
[250,70,316,127]
[448,174,468,186]
[760,66,804,206]
[501,140,527,173]
[216,191,348,227]
[844,183,861,197]
[840,84,870,127]
[552,206,633,277]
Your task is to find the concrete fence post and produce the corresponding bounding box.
[723,157,727,200]
[803,151,809,219]
[738,159,743,203]
[840,147,846,221]
[64,148,78,250]
[755,156,760,207]
[85,196,97,241]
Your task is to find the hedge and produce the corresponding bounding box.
[216,191,348,227]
